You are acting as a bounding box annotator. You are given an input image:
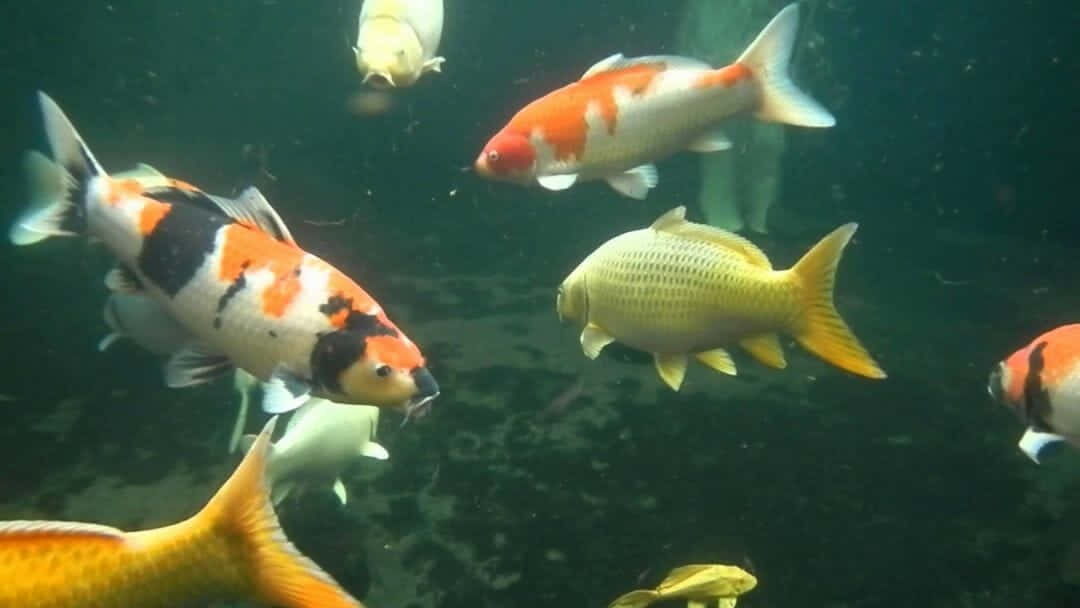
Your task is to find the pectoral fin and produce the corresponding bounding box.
[361,441,390,461]
[695,348,737,376]
[422,56,446,73]
[1019,427,1067,464]
[739,334,787,369]
[537,173,578,191]
[332,478,348,505]
[261,365,312,414]
[581,323,614,359]
[654,353,688,391]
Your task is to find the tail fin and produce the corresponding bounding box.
[10,92,106,245]
[200,417,365,608]
[736,4,836,128]
[787,224,886,379]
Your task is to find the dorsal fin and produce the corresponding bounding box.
[0,521,125,541]
[209,187,297,246]
[581,53,711,80]
[650,206,773,269]
[113,163,166,181]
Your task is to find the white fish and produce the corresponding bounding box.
[354,0,445,88]
[241,398,389,505]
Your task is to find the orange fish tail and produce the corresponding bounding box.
[787,223,886,380]
[200,418,365,608]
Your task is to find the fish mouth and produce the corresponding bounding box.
[363,71,396,89]
[474,154,493,177]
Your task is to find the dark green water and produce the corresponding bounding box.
[1,1,1079,607]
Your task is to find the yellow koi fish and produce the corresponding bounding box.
[557,206,886,389]
[0,418,363,608]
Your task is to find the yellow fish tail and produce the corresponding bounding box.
[200,418,365,608]
[788,223,886,379]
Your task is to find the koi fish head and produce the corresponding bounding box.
[475,130,536,182]
[988,324,1080,427]
[354,17,423,89]
[312,326,439,415]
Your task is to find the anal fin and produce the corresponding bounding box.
[361,441,390,461]
[739,334,787,369]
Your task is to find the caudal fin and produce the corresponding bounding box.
[736,4,836,128]
[10,92,106,245]
[200,417,365,608]
[788,224,886,379]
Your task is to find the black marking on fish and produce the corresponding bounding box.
[144,186,227,217]
[269,330,278,338]
[213,317,222,329]
[343,311,398,337]
[216,263,249,314]
[311,330,363,394]
[1023,341,1054,432]
[137,204,229,297]
[318,295,352,318]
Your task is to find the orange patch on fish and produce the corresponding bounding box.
[366,334,423,368]
[137,199,172,235]
[695,63,752,89]
[106,178,145,206]
[217,224,306,317]
[507,62,664,161]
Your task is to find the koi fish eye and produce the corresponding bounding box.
[487,150,500,163]
[376,364,392,378]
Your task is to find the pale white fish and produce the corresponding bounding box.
[354,0,445,88]
[240,398,389,505]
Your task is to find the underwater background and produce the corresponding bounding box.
[1,1,1079,606]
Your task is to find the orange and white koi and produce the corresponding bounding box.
[0,418,364,608]
[474,3,834,200]
[988,324,1080,463]
[10,92,439,417]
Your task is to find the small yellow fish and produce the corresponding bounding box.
[0,418,363,608]
[609,563,758,608]
[557,206,886,389]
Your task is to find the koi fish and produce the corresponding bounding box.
[354,0,445,88]
[0,418,364,608]
[557,206,885,390]
[475,3,834,200]
[10,92,439,416]
[610,564,758,608]
[239,397,389,506]
[988,323,1080,463]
